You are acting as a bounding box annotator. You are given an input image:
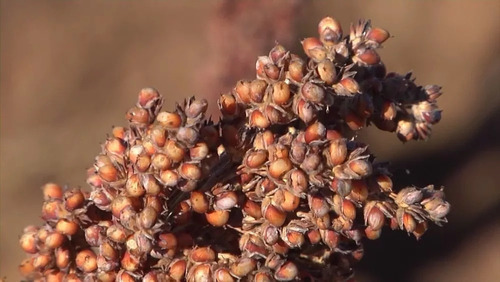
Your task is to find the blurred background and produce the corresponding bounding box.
[1,0,499,281]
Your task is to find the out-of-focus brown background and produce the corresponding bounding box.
[1,1,499,281]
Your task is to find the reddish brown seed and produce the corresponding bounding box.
[126,106,149,124]
[250,109,270,129]
[156,111,182,128]
[205,210,230,227]
[159,169,179,187]
[235,80,252,104]
[269,44,287,64]
[261,223,280,245]
[111,196,133,218]
[32,252,52,270]
[97,271,117,282]
[106,224,129,244]
[245,150,268,168]
[190,263,211,281]
[381,101,397,120]
[349,159,373,177]
[366,206,385,231]
[318,17,342,45]
[301,37,325,61]
[42,183,63,200]
[169,259,187,280]
[55,247,70,269]
[45,231,65,249]
[230,257,257,278]
[320,229,339,249]
[254,271,273,282]
[284,230,305,248]
[307,229,322,244]
[265,105,287,124]
[185,98,208,118]
[215,191,239,210]
[190,142,209,161]
[121,251,139,272]
[128,144,144,164]
[116,270,135,282]
[64,189,85,211]
[85,224,104,247]
[76,249,97,273]
[41,199,67,221]
[158,233,177,250]
[98,164,119,182]
[243,199,262,219]
[190,191,209,214]
[268,158,293,179]
[86,172,103,187]
[55,218,79,236]
[275,261,298,281]
[304,121,326,144]
[329,139,347,166]
[19,231,37,254]
[250,79,268,104]
[135,154,151,172]
[152,153,171,171]
[139,206,158,229]
[100,240,118,261]
[295,98,316,124]
[104,137,127,156]
[45,269,64,282]
[272,81,291,105]
[365,226,382,240]
[376,174,393,192]
[403,213,417,233]
[174,201,192,225]
[179,163,202,181]
[19,258,36,277]
[150,126,167,147]
[397,119,416,142]
[288,58,306,82]
[279,190,300,212]
[366,27,390,44]
[124,174,144,198]
[345,111,365,130]
[143,141,156,157]
[413,221,428,240]
[342,199,357,220]
[112,126,125,139]
[339,77,360,94]
[264,63,280,80]
[317,59,336,85]
[137,87,160,108]
[256,56,272,79]
[356,48,380,65]
[190,247,216,263]
[309,194,329,217]
[176,127,200,146]
[350,180,369,202]
[165,140,185,163]
[272,239,290,255]
[214,267,235,282]
[326,129,343,141]
[289,169,308,196]
[301,82,325,103]
[264,204,286,227]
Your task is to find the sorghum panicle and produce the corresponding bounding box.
[19,16,449,281]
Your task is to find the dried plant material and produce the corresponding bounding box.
[18,16,449,281]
